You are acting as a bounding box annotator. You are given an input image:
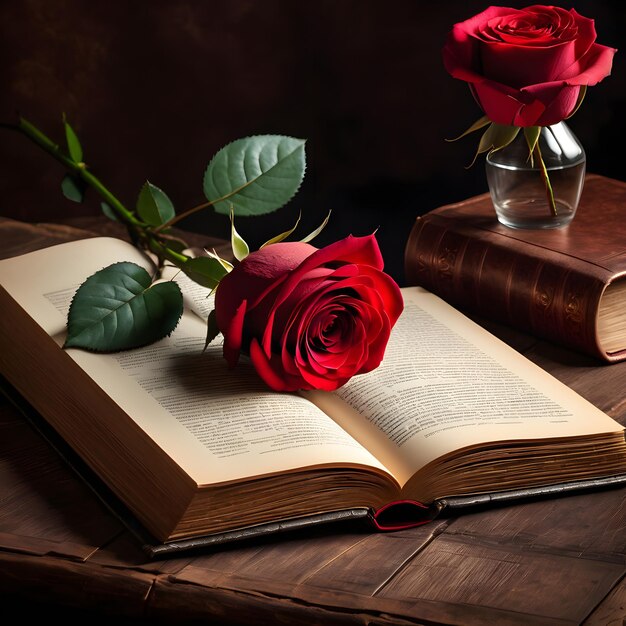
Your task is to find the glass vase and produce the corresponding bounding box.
[485,121,585,229]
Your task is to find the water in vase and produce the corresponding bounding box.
[486,160,585,229]
[485,122,586,229]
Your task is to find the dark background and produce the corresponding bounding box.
[1,0,625,284]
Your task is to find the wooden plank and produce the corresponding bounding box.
[154,568,565,626]
[0,217,100,259]
[172,522,446,595]
[0,552,155,616]
[377,534,624,625]
[301,523,450,594]
[88,531,196,575]
[446,488,626,563]
[0,216,232,267]
[172,520,447,595]
[171,521,573,625]
[584,575,626,625]
[0,531,102,561]
[148,575,425,626]
[0,399,122,558]
[174,529,371,588]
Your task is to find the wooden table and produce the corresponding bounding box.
[1,217,625,625]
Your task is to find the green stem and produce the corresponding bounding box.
[147,237,189,267]
[3,116,192,271]
[533,141,558,217]
[154,178,254,233]
[13,117,143,227]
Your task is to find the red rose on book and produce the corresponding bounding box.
[215,235,403,391]
[443,5,616,127]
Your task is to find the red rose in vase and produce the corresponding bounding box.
[215,235,403,392]
[443,5,616,127]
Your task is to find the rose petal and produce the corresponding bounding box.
[270,234,386,311]
[443,6,520,83]
[350,266,403,325]
[522,82,581,126]
[250,338,298,392]
[481,39,577,89]
[297,363,347,391]
[558,42,617,85]
[222,299,247,367]
[569,8,598,60]
[471,80,547,126]
[280,275,397,380]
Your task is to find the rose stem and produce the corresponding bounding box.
[533,139,558,217]
[2,117,191,269]
[153,179,255,233]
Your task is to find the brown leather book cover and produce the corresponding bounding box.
[404,174,626,362]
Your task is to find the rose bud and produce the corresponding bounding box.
[214,234,404,392]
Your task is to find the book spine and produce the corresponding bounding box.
[404,215,609,361]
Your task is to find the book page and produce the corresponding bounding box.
[0,237,388,485]
[598,278,626,354]
[306,287,623,487]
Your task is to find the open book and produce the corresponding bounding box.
[1,237,625,549]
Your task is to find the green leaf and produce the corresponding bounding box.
[523,127,541,167]
[446,115,492,142]
[65,262,183,351]
[203,135,306,216]
[182,256,229,290]
[64,118,83,163]
[101,201,119,222]
[482,123,520,155]
[203,308,220,351]
[61,174,86,203]
[300,210,332,244]
[136,181,176,226]
[261,212,301,248]
[468,123,520,167]
[230,207,250,261]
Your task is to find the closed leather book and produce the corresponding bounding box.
[404,174,626,362]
